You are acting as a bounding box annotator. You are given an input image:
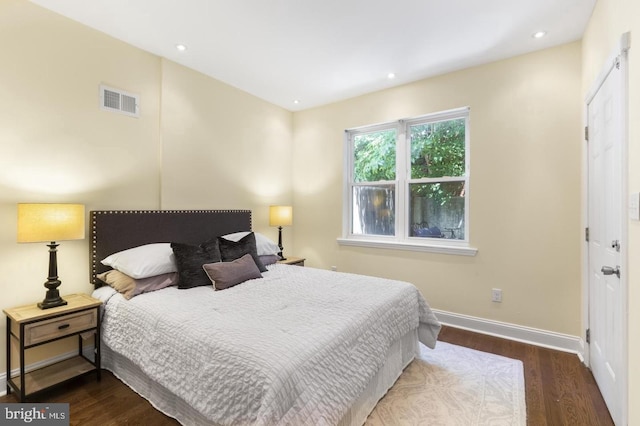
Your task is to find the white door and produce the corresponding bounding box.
[587,55,624,425]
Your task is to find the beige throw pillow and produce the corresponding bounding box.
[97,269,178,299]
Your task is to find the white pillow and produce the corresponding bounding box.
[101,243,177,279]
[221,232,280,256]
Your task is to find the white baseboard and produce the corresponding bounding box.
[0,346,95,398]
[434,309,585,356]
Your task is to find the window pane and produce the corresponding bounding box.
[353,129,397,182]
[410,118,465,179]
[352,185,395,236]
[409,182,465,240]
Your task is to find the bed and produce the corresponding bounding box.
[90,210,441,425]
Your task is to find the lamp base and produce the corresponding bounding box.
[38,277,67,310]
[277,226,286,260]
[38,297,67,310]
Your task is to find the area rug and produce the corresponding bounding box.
[365,341,526,425]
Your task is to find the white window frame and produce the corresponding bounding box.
[338,107,477,256]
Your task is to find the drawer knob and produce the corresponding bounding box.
[58,324,70,330]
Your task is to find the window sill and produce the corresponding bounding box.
[336,238,478,256]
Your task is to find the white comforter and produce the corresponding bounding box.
[95,264,441,425]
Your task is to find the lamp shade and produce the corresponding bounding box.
[269,205,293,227]
[17,203,85,243]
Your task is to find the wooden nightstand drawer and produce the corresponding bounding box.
[24,310,97,346]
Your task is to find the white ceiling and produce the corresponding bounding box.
[29,0,595,111]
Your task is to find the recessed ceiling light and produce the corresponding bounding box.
[293,100,300,104]
[387,73,396,79]
[532,31,547,39]
[176,44,187,51]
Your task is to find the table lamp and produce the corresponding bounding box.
[17,203,85,309]
[269,205,292,260]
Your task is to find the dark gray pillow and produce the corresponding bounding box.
[218,232,267,272]
[203,254,263,290]
[259,254,280,266]
[171,239,222,289]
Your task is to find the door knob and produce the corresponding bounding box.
[601,265,620,278]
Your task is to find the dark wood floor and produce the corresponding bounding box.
[438,326,614,426]
[1,325,614,425]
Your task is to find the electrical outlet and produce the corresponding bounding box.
[492,288,502,303]
[330,266,337,271]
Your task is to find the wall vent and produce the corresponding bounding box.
[100,84,139,118]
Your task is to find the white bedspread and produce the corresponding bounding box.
[95,264,441,425]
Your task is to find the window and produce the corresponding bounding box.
[341,107,475,255]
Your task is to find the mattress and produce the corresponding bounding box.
[94,264,441,425]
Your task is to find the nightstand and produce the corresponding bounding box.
[3,293,102,401]
[277,256,305,266]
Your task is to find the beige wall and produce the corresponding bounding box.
[293,42,583,336]
[0,0,162,369]
[159,59,294,232]
[0,1,292,373]
[583,0,640,423]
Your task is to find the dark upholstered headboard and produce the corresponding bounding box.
[90,210,252,286]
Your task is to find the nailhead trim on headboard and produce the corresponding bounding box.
[90,210,252,285]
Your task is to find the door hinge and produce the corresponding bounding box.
[586,328,590,344]
[584,126,589,141]
[585,227,589,242]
